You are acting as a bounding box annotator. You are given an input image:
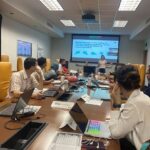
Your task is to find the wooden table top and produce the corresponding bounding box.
[0,87,120,150]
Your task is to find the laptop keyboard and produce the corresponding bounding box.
[19,105,41,114]
[43,90,58,97]
[0,103,16,116]
[56,133,80,145]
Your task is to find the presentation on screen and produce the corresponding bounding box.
[71,35,120,63]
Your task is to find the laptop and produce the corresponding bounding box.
[57,92,72,101]
[43,81,66,97]
[0,88,34,119]
[69,103,111,138]
[83,66,96,77]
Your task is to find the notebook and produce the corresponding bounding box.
[69,103,111,138]
[0,88,34,118]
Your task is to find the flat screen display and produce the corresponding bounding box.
[17,40,32,57]
[71,34,120,63]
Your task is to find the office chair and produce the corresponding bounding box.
[0,62,12,101]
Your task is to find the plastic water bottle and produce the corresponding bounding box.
[87,77,91,86]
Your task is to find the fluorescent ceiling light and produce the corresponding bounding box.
[60,20,75,26]
[40,0,63,11]
[113,20,128,27]
[119,0,142,11]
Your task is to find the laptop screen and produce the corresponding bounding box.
[11,88,34,120]
[83,66,96,77]
[69,103,88,133]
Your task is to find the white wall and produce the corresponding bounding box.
[119,36,144,64]
[51,34,145,70]
[1,15,51,71]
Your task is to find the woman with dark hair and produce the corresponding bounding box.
[97,55,107,74]
[58,58,68,74]
[109,65,150,150]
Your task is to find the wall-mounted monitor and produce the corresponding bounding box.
[71,34,120,63]
[17,40,32,57]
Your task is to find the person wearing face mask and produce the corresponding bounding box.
[109,65,150,150]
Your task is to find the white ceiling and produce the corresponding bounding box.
[0,0,150,40]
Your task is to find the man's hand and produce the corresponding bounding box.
[35,91,44,99]
[110,82,121,107]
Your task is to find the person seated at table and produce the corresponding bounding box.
[109,65,150,150]
[58,58,69,74]
[143,65,150,97]
[7,57,44,101]
[44,63,59,80]
[146,65,150,86]
[34,57,54,86]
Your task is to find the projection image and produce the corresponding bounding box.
[71,34,120,63]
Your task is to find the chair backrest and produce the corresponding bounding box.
[1,55,9,62]
[17,57,23,71]
[132,64,146,88]
[45,58,51,72]
[0,62,12,101]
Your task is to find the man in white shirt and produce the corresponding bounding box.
[8,57,43,101]
[109,65,150,150]
[34,57,54,86]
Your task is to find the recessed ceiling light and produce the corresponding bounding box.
[119,0,142,11]
[60,20,75,26]
[39,0,63,11]
[113,20,128,27]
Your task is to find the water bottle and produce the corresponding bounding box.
[87,77,91,86]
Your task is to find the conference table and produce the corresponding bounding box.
[0,85,120,150]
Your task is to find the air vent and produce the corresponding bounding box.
[82,13,97,23]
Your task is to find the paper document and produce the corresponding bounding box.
[49,132,82,150]
[51,101,75,110]
[59,114,77,130]
[81,94,90,102]
[99,84,110,89]
[42,88,48,92]
[85,99,103,106]
[99,80,109,85]
[52,80,61,84]
[70,70,77,74]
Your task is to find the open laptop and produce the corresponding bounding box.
[43,81,66,97]
[69,103,111,138]
[83,66,96,77]
[0,88,35,119]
